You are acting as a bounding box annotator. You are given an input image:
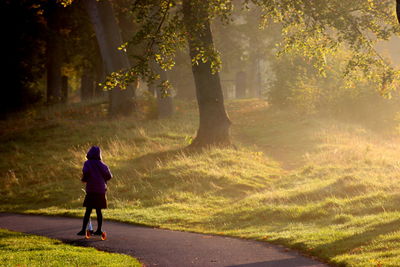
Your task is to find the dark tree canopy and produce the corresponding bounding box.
[1,0,46,115]
[1,0,103,115]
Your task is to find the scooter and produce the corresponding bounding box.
[85,217,107,240]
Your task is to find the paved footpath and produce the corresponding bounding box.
[0,213,330,267]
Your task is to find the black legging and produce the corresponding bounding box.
[82,207,103,232]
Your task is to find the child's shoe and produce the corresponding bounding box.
[94,230,103,235]
[77,230,86,236]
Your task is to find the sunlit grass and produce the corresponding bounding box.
[2,98,400,266]
[0,229,141,266]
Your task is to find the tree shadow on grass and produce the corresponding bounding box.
[5,146,238,213]
[111,146,265,208]
[124,145,239,172]
[313,218,400,257]
[124,148,189,172]
[1,190,82,213]
[231,106,322,170]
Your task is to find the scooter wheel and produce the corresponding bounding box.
[101,231,107,241]
[85,230,91,239]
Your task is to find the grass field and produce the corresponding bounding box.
[2,98,400,266]
[0,228,141,266]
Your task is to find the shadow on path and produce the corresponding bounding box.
[227,257,323,267]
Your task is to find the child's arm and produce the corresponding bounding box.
[82,162,89,182]
[81,174,88,183]
[103,165,112,182]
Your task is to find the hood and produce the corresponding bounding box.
[86,146,102,160]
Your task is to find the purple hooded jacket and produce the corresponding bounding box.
[82,146,112,194]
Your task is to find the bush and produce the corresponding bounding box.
[267,52,400,126]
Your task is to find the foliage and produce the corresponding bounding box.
[1,0,103,116]
[105,0,233,90]
[105,0,400,99]
[267,48,400,118]
[1,0,47,114]
[251,0,400,95]
[6,0,400,117]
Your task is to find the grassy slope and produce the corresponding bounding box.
[2,99,400,266]
[0,228,141,266]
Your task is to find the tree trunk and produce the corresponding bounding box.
[156,69,174,119]
[94,57,105,97]
[46,3,62,105]
[235,71,247,98]
[255,59,262,98]
[80,71,94,101]
[83,0,135,115]
[397,0,400,24]
[61,75,68,103]
[149,61,174,118]
[247,8,262,98]
[182,0,231,147]
[248,52,257,98]
[46,40,62,104]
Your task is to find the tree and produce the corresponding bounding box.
[254,0,399,95]
[128,0,399,146]
[44,0,95,105]
[212,5,267,98]
[168,50,197,100]
[1,0,46,116]
[124,0,232,146]
[60,2,106,103]
[88,0,399,147]
[83,0,136,116]
[45,1,63,104]
[181,0,232,146]
[80,71,94,101]
[148,61,174,118]
[235,71,247,98]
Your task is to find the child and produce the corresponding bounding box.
[77,146,112,236]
